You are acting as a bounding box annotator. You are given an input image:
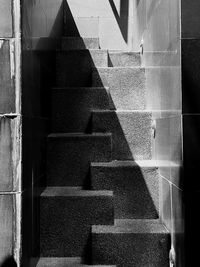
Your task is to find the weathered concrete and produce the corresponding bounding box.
[51,87,110,133]
[91,161,159,219]
[36,257,116,267]
[108,52,141,67]
[0,116,20,192]
[40,187,114,257]
[47,134,112,187]
[0,0,12,37]
[92,219,170,267]
[92,67,146,110]
[92,111,152,160]
[0,195,13,265]
[0,40,15,113]
[56,50,108,87]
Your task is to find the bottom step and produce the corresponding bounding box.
[36,257,116,267]
[92,219,170,267]
[40,187,113,257]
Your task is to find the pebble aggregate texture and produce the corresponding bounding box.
[40,34,170,267]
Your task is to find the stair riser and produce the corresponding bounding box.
[92,111,153,160]
[52,88,111,133]
[47,135,112,187]
[57,51,108,87]
[108,52,141,67]
[91,165,159,219]
[40,195,114,257]
[92,233,170,267]
[62,38,100,50]
[92,68,146,110]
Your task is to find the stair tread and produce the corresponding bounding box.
[92,160,179,168]
[94,67,144,70]
[109,51,140,55]
[92,219,168,234]
[41,187,113,197]
[91,160,158,168]
[52,86,109,90]
[62,37,99,41]
[36,257,115,266]
[57,49,107,52]
[48,133,112,138]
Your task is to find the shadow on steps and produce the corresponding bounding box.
[0,256,17,267]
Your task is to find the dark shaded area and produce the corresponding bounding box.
[182,39,200,113]
[109,0,129,42]
[183,115,200,266]
[91,162,159,219]
[1,256,17,267]
[63,0,80,37]
[21,1,64,266]
[40,193,113,257]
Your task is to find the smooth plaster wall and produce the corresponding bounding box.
[135,1,183,266]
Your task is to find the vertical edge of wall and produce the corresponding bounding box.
[13,0,22,265]
[0,0,22,265]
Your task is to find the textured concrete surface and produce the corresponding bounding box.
[0,0,12,37]
[56,50,108,87]
[92,219,170,267]
[92,67,146,110]
[0,195,13,264]
[91,161,159,219]
[52,87,110,133]
[36,257,116,267]
[108,52,141,67]
[47,134,112,187]
[62,37,100,50]
[40,187,114,257]
[0,40,15,113]
[92,111,152,160]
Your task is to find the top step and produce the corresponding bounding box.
[62,37,100,50]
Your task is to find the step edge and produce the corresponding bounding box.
[48,133,112,138]
[92,110,153,114]
[41,187,113,197]
[92,219,169,234]
[52,86,109,90]
[57,49,108,53]
[91,160,160,168]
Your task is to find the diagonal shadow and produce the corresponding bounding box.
[109,0,129,43]
[26,1,162,264]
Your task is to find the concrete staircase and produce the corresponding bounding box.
[38,18,170,267]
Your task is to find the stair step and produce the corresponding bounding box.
[92,67,146,110]
[36,257,115,267]
[56,50,108,87]
[92,219,170,267]
[108,52,141,67]
[40,187,114,257]
[91,161,159,219]
[51,87,111,133]
[47,133,112,187]
[92,110,152,160]
[62,37,100,50]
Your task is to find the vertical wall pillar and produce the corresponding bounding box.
[0,0,22,265]
[181,1,200,265]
